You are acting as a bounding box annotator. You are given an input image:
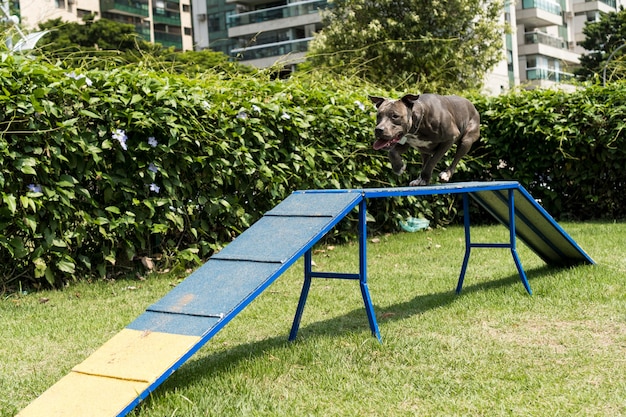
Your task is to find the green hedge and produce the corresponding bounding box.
[2,53,626,288]
[0,54,413,288]
[467,85,626,220]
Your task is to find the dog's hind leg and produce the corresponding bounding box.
[411,142,454,186]
[440,127,480,182]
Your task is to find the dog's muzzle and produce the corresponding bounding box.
[373,129,403,150]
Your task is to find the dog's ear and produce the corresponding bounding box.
[401,94,420,108]
[368,95,385,108]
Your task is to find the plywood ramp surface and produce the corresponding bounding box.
[17,329,201,417]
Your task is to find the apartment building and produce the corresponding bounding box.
[484,0,624,94]
[191,0,327,70]
[198,0,623,92]
[8,0,625,91]
[12,0,194,50]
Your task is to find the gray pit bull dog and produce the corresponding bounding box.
[369,94,480,186]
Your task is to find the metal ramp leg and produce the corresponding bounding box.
[289,198,382,342]
[456,191,532,295]
[288,249,313,341]
[357,198,381,341]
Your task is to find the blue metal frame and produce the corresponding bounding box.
[289,197,382,342]
[456,191,532,295]
[288,182,540,343]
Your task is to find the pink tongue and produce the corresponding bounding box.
[373,139,389,150]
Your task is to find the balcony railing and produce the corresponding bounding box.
[135,25,151,41]
[524,31,566,49]
[227,0,329,28]
[527,67,575,82]
[588,0,616,7]
[230,38,311,61]
[100,0,149,17]
[154,31,182,49]
[153,10,181,25]
[522,0,561,15]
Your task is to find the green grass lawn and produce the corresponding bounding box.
[2,221,625,416]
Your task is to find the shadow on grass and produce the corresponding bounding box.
[295,264,558,337]
[135,265,560,408]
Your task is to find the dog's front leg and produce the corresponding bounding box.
[388,143,410,175]
[409,152,432,186]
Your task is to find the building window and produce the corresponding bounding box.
[184,27,191,36]
[208,13,222,31]
[586,11,599,22]
[77,8,95,18]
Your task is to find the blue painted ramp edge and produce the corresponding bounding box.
[339,181,592,267]
[469,187,594,266]
[116,190,363,416]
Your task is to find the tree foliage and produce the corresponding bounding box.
[35,16,159,67]
[307,0,506,93]
[32,16,250,74]
[38,16,151,53]
[576,7,626,83]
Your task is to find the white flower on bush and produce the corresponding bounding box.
[281,112,291,120]
[149,183,160,193]
[148,163,158,173]
[112,129,128,150]
[148,136,158,147]
[252,104,261,113]
[27,184,42,193]
[201,101,211,110]
[65,71,93,87]
[237,110,248,119]
[355,100,366,111]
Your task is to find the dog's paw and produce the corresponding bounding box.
[439,171,451,182]
[409,177,429,186]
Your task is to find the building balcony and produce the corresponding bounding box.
[154,31,182,49]
[230,37,310,61]
[524,31,567,49]
[227,0,328,28]
[526,67,575,83]
[153,11,181,25]
[100,0,149,17]
[573,0,617,14]
[135,24,151,41]
[518,37,580,64]
[517,0,563,27]
[524,0,561,14]
[591,0,616,8]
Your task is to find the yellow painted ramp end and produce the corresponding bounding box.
[17,329,202,417]
[16,372,149,417]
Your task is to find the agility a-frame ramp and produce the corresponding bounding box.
[17,181,594,417]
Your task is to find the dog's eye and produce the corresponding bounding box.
[391,113,401,120]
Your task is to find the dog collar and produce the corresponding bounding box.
[398,136,408,145]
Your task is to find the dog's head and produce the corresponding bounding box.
[369,94,420,150]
